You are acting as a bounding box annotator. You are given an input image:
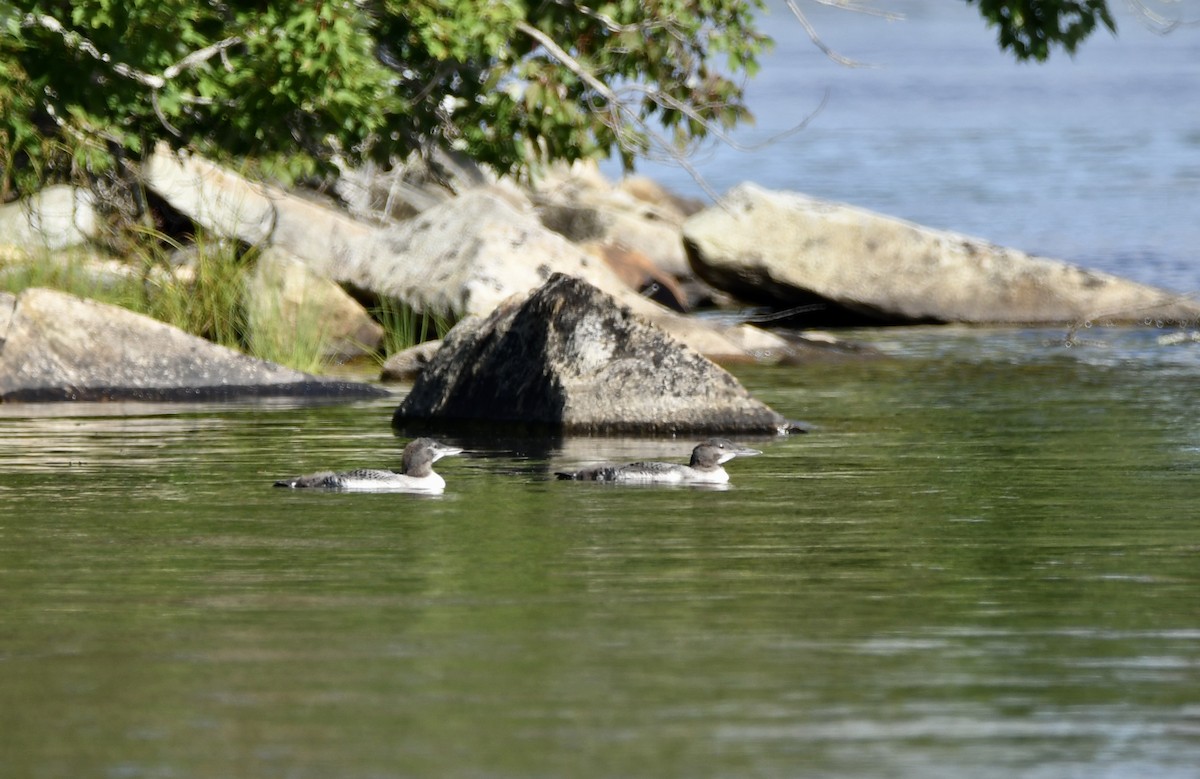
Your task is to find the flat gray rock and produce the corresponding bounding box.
[393,273,792,435]
[0,288,384,401]
[684,183,1200,326]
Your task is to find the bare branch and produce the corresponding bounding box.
[22,11,242,88]
[515,16,829,200]
[811,0,904,21]
[152,92,182,137]
[623,115,725,202]
[515,20,619,102]
[551,0,640,33]
[1127,0,1200,33]
[23,12,166,88]
[162,36,244,80]
[21,10,243,139]
[784,0,878,68]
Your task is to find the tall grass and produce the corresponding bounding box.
[1,237,333,374]
[142,238,249,351]
[244,283,333,375]
[370,295,454,359]
[0,246,147,312]
[3,236,456,374]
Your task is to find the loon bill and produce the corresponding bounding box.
[555,438,762,485]
[274,437,464,493]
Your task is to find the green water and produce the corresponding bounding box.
[2,327,1199,778]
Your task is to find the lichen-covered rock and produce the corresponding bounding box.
[531,162,696,279]
[0,291,16,348]
[684,183,1200,326]
[352,188,632,319]
[393,274,793,435]
[0,288,384,402]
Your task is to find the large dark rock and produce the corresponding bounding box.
[684,183,1200,326]
[392,274,793,435]
[0,288,385,402]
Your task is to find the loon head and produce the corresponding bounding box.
[401,437,465,477]
[690,438,762,471]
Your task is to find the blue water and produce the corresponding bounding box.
[604,0,1200,293]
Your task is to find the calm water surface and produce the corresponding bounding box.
[3,328,1199,778]
[4,3,1200,775]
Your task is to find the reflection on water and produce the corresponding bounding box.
[2,328,1199,777]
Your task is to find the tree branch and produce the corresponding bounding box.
[163,36,244,80]
[22,11,243,139]
[783,0,878,68]
[514,20,619,102]
[1128,0,1200,33]
[22,11,242,89]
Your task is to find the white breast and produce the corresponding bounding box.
[337,473,446,493]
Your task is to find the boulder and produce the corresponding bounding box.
[380,339,443,382]
[0,288,385,402]
[353,190,782,361]
[243,247,383,362]
[617,175,705,217]
[684,183,1200,326]
[342,188,629,318]
[0,186,99,250]
[141,148,787,362]
[0,291,15,346]
[142,146,276,244]
[393,273,794,435]
[582,242,688,312]
[532,162,695,279]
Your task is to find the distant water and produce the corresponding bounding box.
[603,0,1200,293]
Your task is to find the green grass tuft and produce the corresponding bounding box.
[1,236,333,375]
[370,295,454,359]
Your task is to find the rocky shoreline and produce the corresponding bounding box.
[2,148,1197,430]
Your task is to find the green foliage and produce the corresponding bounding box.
[0,0,772,197]
[0,0,1119,202]
[965,0,1117,61]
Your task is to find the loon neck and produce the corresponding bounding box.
[401,438,439,477]
[404,459,434,478]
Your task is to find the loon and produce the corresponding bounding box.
[555,438,762,485]
[274,437,464,493]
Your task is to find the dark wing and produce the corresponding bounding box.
[555,461,677,482]
[274,471,340,489]
[274,468,398,488]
